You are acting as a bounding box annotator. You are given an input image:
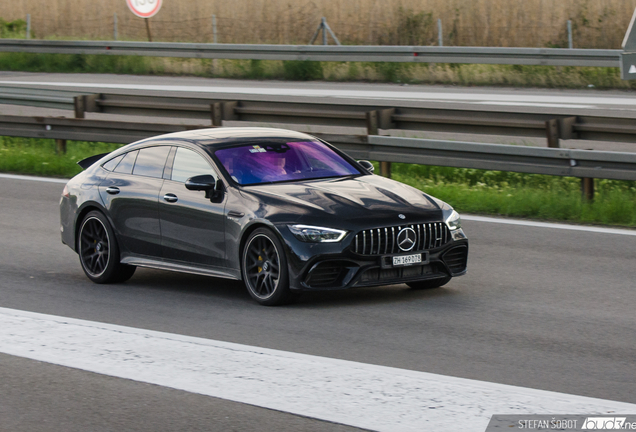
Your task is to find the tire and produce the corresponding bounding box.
[77,211,136,284]
[406,276,451,290]
[241,228,295,306]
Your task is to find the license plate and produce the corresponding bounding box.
[392,254,422,267]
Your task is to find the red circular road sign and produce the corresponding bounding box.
[126,0,162,18]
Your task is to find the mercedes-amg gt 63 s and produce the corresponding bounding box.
[60,127,468,305]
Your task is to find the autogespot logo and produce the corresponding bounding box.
[582,417,628,430]
[397,227,417,252]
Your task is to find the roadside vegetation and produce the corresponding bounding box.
[389,163,636,227]
[0,53,632,90]
[2,0,633,49]
[0,136,121,178]
[2,136,635,227]
[3,0,636,89]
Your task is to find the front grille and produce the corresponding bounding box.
[442,246,468,274]
[353,223,451,255]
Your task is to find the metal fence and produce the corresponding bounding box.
[2,86,636,148]
[1,114,635,186]
[0,39,621,67]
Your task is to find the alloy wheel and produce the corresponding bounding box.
[79,216,111,277]
[245,234,281,299]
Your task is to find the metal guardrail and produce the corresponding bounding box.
[363,136,636,181]
[0,86,93,111]
[1,114,635,182]
[3,86,636,146]
[0,39,622,67]
[0,115,203,144]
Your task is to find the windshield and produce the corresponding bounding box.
[215,140,361,185]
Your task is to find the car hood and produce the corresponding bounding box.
[240,175,443,227]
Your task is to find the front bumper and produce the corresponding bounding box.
[280,226,468,291]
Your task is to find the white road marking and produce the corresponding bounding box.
[462,215,636,236]
[1,174,634,236]
[1,307,634,432]
[0,80,634,107]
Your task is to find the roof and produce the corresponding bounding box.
[145,127,317,147]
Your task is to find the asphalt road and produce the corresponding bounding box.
[1,176,635,430]
[2,71,636,116]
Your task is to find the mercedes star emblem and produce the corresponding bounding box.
[397,227,417,252]
[398,214,406,219]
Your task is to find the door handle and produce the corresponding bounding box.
[163,193,178,203]
[106,187,120,195]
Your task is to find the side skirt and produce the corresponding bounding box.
[121,257,241,281]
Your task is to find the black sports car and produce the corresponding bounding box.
[60,127,468,305]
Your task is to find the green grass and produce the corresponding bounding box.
[0,136,122,178]
[0,52,159,75]
[383,163,636,227]
[1,136,635,227]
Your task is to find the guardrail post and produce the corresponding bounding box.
[74,96,85,119]
[568,20,573,49]
[438,19,443,46]
[546,119,560,148]
[211,103,223,126]
[558,117,577,140]
[114,13,118,40]
[84,94,99,112]
[55,139,67,154]
[26,14,31,39]
[581,177,594,201]
[222,101,239,121]
[366,110,379,136]
[379,162,392,178]
[378,108,396,130]
[211,101,239,125]
[367,110,392,177]
[74,94,99,118]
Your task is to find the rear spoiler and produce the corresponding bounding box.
[77,153,111,170]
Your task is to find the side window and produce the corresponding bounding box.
[102,154,124,172]
[171,148,217,183]
[114,151,138,175]
[133,147,171,179]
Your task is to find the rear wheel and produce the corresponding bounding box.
[242,228,295,306]
[78,211,136,284]
[406,276,451,290]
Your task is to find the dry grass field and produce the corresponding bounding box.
[3,0,636,48]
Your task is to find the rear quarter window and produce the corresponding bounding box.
[102,154,124,172]
[114,151,138,175]
[132,147,171,179]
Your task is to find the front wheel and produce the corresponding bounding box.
[78,211,136,284]
[406,276,451,290]
[242,228,295,306]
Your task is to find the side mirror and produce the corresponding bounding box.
[357,160,375,174]
[185,174,216,191]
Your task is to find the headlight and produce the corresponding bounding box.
[445,210,462,231]
[288,225,347,243]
